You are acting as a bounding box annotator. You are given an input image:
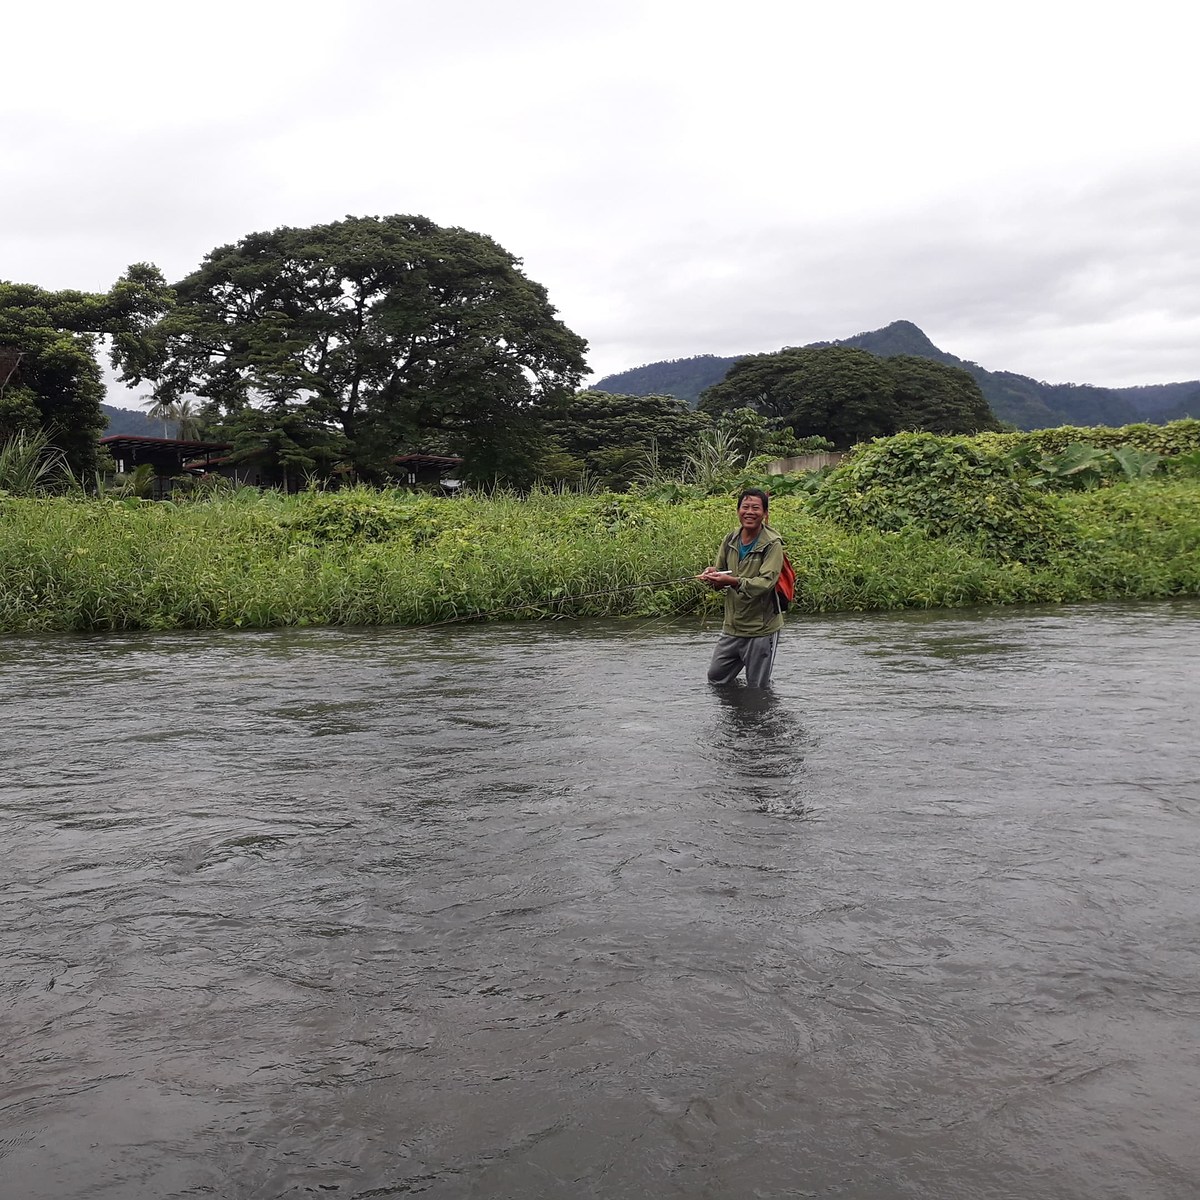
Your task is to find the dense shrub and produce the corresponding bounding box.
[809,432,1069,561]
[286,488,443,546]
[1159,449,1200,480]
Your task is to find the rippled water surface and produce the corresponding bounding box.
[3,601,1199,1199]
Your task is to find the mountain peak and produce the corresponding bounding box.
[832,320,953,363]
[591,320,1199,428]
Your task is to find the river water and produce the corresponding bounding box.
[2,601,1199,1200]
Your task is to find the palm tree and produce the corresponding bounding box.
[141,393,175,437]
[172,399,202,440]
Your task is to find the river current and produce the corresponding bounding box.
[2,601,1199,1199]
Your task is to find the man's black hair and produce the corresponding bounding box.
[738,487,770,513]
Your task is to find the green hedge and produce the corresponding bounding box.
[970,418,1200,456]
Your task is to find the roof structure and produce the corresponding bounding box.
[393,453,464,467]
[99,434,233,477]
[99,434,232,456]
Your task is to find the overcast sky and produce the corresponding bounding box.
[4,0,1197,407]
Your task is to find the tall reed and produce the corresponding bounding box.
[0,429,71,496]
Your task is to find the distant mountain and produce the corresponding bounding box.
[101,403,175,437]
[591,355,742,406]
[1159,391,1200,421]
[1111,381,1200,421]
[592,320,1200,430]
[825,321,1146,429]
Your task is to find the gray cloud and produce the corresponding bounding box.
[575,159,1200,387]
[5,1,1198,404]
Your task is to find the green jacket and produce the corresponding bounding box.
[713,524,785,637]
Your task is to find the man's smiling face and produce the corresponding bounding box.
[738,494,765,539]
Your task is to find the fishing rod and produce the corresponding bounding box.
[420,574,704,628]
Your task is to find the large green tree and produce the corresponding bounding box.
[119,216,589,484]
[0,265,170,475]
[540,390,710,488]
[884,355,1004,435]
[699,346,1000,447]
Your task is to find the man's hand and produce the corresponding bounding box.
[696,567,739,590]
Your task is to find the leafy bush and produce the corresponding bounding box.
[1162,449,1200,479]
[1011,441,1163,490]
[757,468,831,497]
[1055,481,1200,598]
[810,432,1069,561]
[589,496,653,533]
[287,488,442,545]
[635,479,708,505]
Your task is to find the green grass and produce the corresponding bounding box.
[1,479,1198,634]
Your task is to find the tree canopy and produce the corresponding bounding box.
[884,355,1006,434]
[698,346,1002,447]
[220,405,347,489]
[118,215,590,484]
[540,390,711,488]
[0,265,170,475]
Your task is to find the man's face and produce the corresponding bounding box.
[738,494,766,535]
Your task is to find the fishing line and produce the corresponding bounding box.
[420,574,708,628]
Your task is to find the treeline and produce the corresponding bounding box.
[8,212,1195,491]
[6,216,1007,491]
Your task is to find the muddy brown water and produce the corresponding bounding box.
[2,601,1199,1199]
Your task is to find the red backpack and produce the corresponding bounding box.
[775,552,796,613]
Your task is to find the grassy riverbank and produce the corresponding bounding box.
[2,473,1199,634]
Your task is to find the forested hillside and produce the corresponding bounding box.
[593,320,1200,430]
[1112,382,1200,421]
[591,355,741,405]
[101,403,172,437]
[828,323,1145,429]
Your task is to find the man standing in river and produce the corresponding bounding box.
[697,488,785,687]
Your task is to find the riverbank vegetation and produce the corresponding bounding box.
[2,423,1199,634]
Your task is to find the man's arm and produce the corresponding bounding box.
[697,534,739,588]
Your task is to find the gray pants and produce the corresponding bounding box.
[707,631,780,688]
